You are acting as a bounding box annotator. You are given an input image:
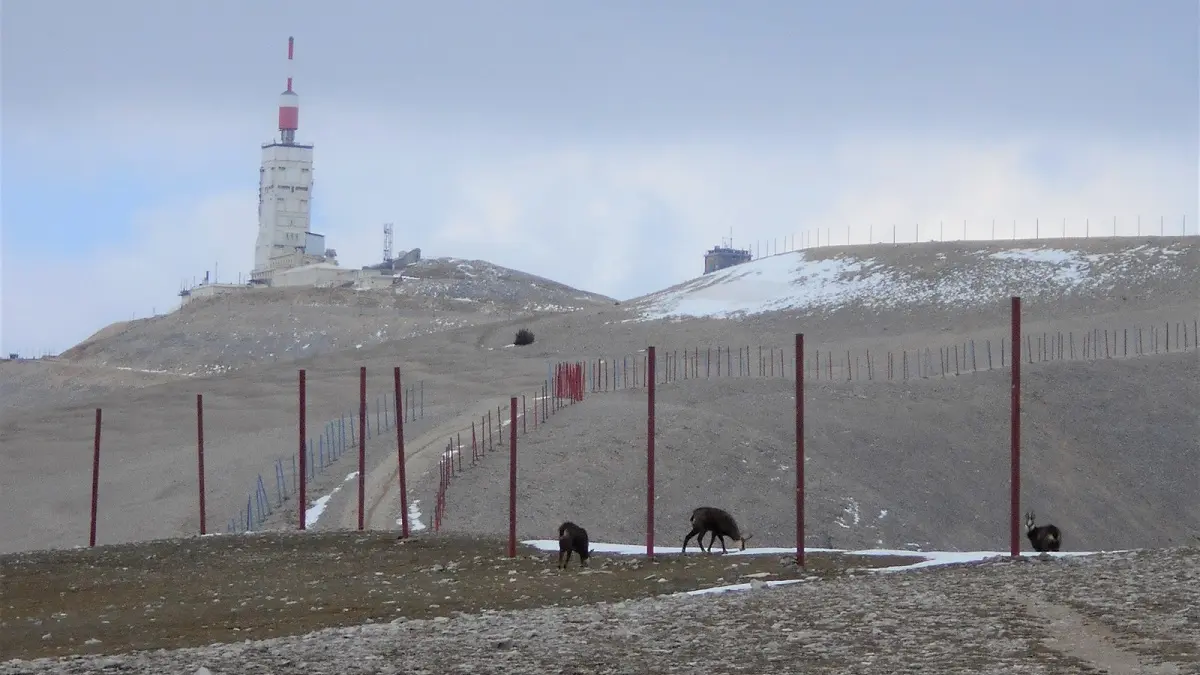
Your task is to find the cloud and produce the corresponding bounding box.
[1,191,256,354]
[816,135,1197,243]
[2,105,1195,355]
[415,134,1196,296]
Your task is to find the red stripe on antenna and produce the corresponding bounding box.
[285,37,295,93]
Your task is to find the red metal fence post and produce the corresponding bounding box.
[394,367,410,539]
[508,396,518,558]
[358,366,367,531]
[435,458,443,532]
[298,370,307,531]
[795,334,805,567]
[89,408,102,547]
[196,394,207,536]
[647,346,657,557]
[1010,296,1022,557]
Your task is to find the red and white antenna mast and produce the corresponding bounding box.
[277,36,299,144]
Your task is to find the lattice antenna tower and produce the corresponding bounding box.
[383,223,394,263]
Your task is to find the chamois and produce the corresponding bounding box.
[682,506,753,554]
[557,521,594,569]
[1025,511,1062,553]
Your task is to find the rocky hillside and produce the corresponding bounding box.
[630,236,1199,324]
[442,351,1200,553]
[58,256,614,375]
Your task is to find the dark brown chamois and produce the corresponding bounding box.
[557,521,594,569]
[682,506,753,554]
[1025,511,1062,553]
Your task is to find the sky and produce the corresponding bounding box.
[2,0,1197,355]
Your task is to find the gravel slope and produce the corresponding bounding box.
[437,351,1200,553]
[3,546,1196,674]
[55,256,615,377]
[3,236,1196,556]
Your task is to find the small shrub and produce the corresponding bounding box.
[514,328,535,346]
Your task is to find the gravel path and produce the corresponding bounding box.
[4,547,1196,675]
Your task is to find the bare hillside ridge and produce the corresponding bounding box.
[32,237,1197,407]
[438,351,1200,553]
[0,359,187,417]
[58,256,615,376]
[0,322,568,555]
[468,236,1200,361]
[630,235,1198,322]
[5,238,1196,556]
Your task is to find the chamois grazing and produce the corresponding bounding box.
[682,506,753,554]
[557,521,594,569]
[1025,511,1062,553]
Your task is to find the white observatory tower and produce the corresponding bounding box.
[251,36,321,281]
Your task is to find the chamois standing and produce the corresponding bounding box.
[1025,511,1062,553]
[682,506,753,554]
[557,521,594,569]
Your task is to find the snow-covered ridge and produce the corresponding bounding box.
[631,239,1197,321]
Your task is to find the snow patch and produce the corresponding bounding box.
[632,243,1193,321]
[398,500,427,532]
[112,365,192,377]
[522,539,1124,595]
[304,471,359,528]
[834,498,862,529]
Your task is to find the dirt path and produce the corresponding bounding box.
[1017,593,1183,675]
[339,395,538,532]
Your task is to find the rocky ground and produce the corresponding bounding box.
[53,256,616,377]
[0,530,916,662]
[2,543,1196,674]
